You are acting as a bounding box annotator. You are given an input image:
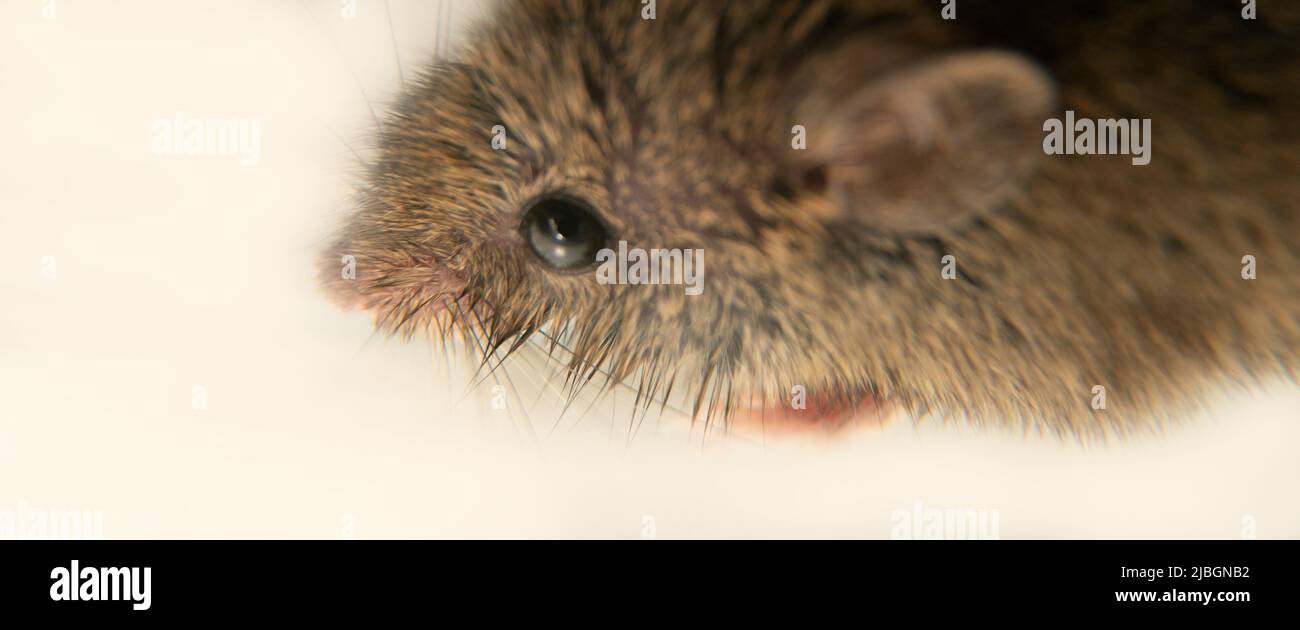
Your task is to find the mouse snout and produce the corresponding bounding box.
[318,242,467,334]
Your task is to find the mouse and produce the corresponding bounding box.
[320,0,1298,439]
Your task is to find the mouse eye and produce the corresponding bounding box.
[522,195,608,271]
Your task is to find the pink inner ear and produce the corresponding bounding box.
[797,50,1057,234]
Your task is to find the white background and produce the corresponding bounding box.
[1,0,1296,538]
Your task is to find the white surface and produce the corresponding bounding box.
[1,0,1296,539]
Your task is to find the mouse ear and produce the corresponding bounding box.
[792,51,1056,234]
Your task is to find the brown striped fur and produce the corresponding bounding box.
[322,0,1299,439]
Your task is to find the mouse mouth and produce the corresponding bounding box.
[723,387,898,438]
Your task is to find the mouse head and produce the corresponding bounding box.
[321,1,1059,426]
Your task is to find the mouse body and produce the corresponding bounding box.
[323,0,1299,438]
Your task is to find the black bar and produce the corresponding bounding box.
[1,540,1292,619]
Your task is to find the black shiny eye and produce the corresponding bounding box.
[522,195,608,271]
